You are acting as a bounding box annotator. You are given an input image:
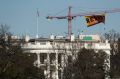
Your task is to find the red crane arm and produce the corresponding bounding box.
[47,8,120,19]
[72,8,120,17]
[46,16,68,19]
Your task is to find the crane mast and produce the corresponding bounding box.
[68,6,72,39]
[47,6,74,40]
[46,6,120,40]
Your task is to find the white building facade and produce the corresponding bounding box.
[22,34,111,79]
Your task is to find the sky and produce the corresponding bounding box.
[0,0,120,37]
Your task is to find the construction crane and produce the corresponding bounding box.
[46,6,120,40]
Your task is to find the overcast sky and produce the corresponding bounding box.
[0,0,120,37]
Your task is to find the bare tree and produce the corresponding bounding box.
[0,24,12,49]
[104,29,120,78]
[104,29,120,43]
[104,29,120,55]
[0,24,45,79]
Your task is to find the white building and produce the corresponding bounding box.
[22,34,111,79]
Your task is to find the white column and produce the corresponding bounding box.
[61,54,64,79]
[104,50,111,79]
[37,53,40,67]
[61,54,64,68]
[47,53,50,79]
[55,52,59,79]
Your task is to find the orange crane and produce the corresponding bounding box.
[46,6,120,40]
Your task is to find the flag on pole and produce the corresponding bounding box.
[85,15,105,27]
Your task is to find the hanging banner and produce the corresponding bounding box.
[85,15,105,27]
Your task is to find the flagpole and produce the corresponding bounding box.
[36,9,39,39]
